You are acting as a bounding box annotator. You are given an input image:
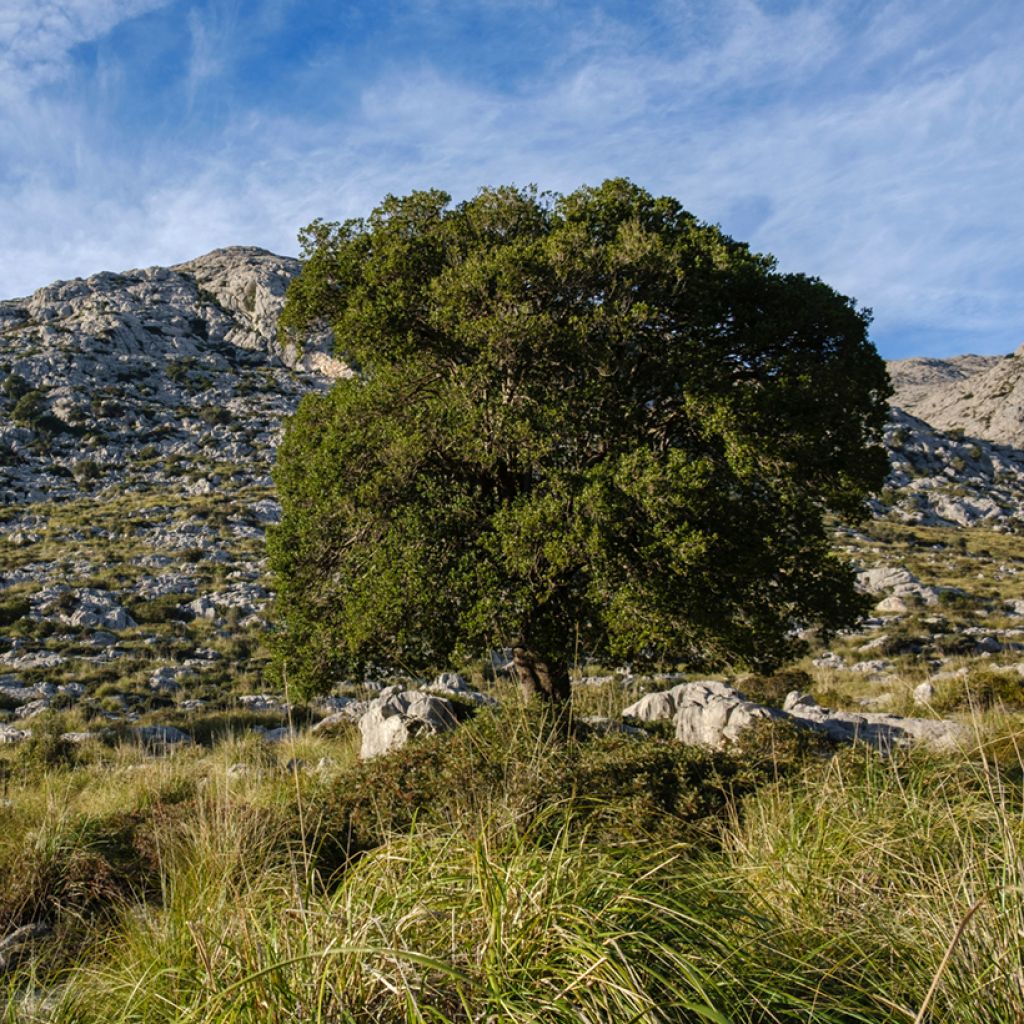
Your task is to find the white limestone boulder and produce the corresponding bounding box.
[358,690,459,759]
[672,681,783,749]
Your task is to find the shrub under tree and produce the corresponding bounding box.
[269,179,891,702]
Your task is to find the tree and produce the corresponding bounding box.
[269,179,891,704]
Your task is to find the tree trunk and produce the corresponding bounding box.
[512,644,571,705]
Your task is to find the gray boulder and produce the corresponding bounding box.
[14,698,50,719]
[63,589,136,631]
[627,680,967,754]
[132,725,193,750]
[622,689,679,721]
[782,692,965,751]
[311,701,370,734]
[358,690,459,759]
[673,681,784,749]
[424,671,498,707]
[0,724,31,745]
[913,681,936,705]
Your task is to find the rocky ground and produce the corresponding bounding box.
[1,249,1022,752]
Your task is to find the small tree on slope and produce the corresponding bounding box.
[269,180,891,704]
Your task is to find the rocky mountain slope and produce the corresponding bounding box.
[888,346,1024,447]
[1,249,1023,741]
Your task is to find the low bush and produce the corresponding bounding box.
[930,668,1024,713]
[315,707,815,869]
[0,594,30,626]
[198,405,232,426]
[734,668,813,708]
[126,593,193,624]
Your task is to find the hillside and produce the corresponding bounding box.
[888,345,1024,447]
[2,252,1024,1022]
[1,250,1024,730]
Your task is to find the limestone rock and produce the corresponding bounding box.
[132,725,193,749]
[0,724,31,745]
[913,681,936,705]
[875,407,1024,529]
[782,692,965,751]
[423,671,498,707]
[149,666,183,692]
[237,693,289,713]
[673,681,784,749]
[857,566,940,606]
[311,701,369,734]
[626,681,966,754]
[888,346,1024,448]
[622,689,679,721]
[358,690,458,759]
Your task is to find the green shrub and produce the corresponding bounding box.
[198,405,232,427]
[938,588,974,611]
[73,459,102,485]
[0,595,30,626]
[126,594,192,624]
[315,707,815,869]
[11,389,46,426]
[932,669,1024,712]
[734,668,812,708]
[1,372,31,400]
[18,713,78,770]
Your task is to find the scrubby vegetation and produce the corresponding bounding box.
[1,702,1022,1022]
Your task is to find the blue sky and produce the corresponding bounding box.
[1,1,1021,359]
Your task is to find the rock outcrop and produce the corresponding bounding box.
[624,681,966,753]
[358,689,460,759]
[888,347,1024,448]
[875,408,1024,530]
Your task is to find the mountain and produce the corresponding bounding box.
[1,249,1023,730]
[0,248,345,714]
[888,346,1024,448]
[0,246,347,506]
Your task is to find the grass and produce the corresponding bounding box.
[4,502,1024,1018]
[0,703,1022,1022]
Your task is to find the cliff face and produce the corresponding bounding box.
[888,346,1024,448]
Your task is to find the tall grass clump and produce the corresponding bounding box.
[3,706,1023,1022]
[699,742,1024,1021]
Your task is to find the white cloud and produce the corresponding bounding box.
[0,0,1020,357]
[0,0,172,98]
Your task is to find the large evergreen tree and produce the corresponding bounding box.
[269,179,891,702]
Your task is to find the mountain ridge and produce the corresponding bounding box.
[888,345,1024,447]
[1,248,1023,731]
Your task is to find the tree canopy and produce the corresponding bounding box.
[269,179,891,701]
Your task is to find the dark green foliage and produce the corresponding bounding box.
[126,593,193,624]
[272,180,891,697]
[317,707,814,863]
[935,633,976,657]
[10,387,72,434]
[0,778,192,960]
[932,668,1024,713]
[11,389,47,425]
[198,405,232,426]
[90,397,123,418]
[734,668,814,708]
[19,713,79,770]
[1,372,31,401]
[73,459,102,485]
[938,588,975,611]
[0,595,30,627]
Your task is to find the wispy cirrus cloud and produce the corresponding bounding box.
[0,0,1020,358]
[0,0,172,97]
